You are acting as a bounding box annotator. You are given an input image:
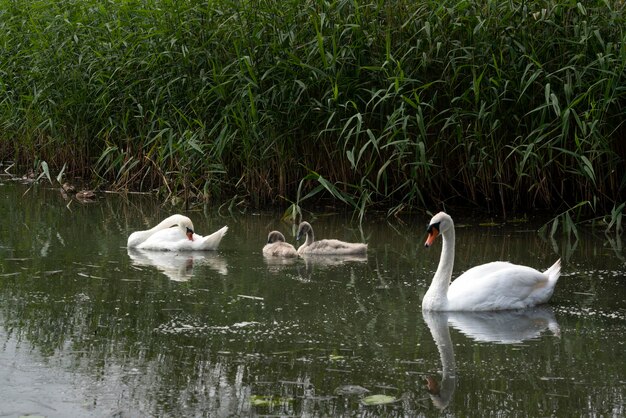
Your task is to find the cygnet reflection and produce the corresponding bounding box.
[300,253,368,267]
[295,253,368,281]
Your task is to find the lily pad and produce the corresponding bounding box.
[361,394,397,406]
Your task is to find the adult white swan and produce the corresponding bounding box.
[296,221,367,255]
[127,214,228,251]
[422,212,561,311]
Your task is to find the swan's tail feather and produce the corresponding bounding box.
[201,225,228,250]
[544,258,561,285]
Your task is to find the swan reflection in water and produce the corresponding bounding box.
[262,252,300,272]
[301,253,368,267]
[127,248,228,282]
[294,253,368,281]
[422,306,559,410]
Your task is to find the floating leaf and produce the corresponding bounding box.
[361,394,397,405]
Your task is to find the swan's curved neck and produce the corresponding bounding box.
[128,215,186,248]
[423,227,455,310]
[305,229,314,246]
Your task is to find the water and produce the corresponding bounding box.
[0,180,624,417]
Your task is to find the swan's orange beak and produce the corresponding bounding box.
[186,227,194,241]
[424,228,438,247]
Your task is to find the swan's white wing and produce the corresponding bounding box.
[136,227,188,250]
[127,214,192,248]
[447,262,550,311]
[127,230,149,248]
[452,261,514,280]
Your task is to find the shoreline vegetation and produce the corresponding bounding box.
[0,1,625,224]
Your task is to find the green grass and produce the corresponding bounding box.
[0,0,624,219]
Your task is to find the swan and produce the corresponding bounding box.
[127,214,228,251]
[263,231,298,257]
[422,212,561,311]
[296,221,367,255]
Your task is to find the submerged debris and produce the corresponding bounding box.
[335,385,370,396]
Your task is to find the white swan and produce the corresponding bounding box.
[263,231,298,257]
[127,214,228,251]
[422,212,561,311]
[296,221,367,255]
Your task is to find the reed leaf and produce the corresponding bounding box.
[0,0,623,219]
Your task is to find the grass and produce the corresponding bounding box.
[0,0,624,220]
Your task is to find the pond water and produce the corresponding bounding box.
[0,180,624,417]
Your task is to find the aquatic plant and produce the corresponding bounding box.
[0,0,624,219]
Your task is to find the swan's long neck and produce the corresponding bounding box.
[142,217,183,238]
[305,229,314,247]
[423,227,455,311]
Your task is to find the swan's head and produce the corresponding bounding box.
[296,221,312,241]
[424,212,453,247]
[175,216,195,241]
[267,230,287,244]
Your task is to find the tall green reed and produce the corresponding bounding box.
[0,0,624,220]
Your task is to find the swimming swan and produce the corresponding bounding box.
[422,212,561,311]
[127,214,228,251]
[263,231,298,257]
[296,221,367,255]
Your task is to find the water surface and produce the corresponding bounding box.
[0,181,624,417]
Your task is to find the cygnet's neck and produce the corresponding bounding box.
[422,227,455,311]
[305,229,314,246]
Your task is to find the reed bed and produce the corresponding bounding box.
[0,0,624,218]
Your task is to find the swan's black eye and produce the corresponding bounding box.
[427,222,440,233]
[186,227,194,234]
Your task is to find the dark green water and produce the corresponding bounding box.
[0,180,624,417]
